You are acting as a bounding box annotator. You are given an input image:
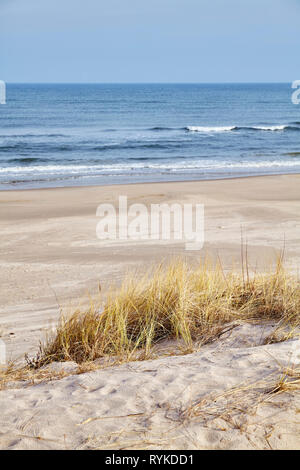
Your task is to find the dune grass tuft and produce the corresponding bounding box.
[28,256,300,368]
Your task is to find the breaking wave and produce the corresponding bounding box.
[186,124,293,133]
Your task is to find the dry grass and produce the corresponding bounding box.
[0,362,69,391]
[268,366,300,394]
[0,358,113,390]
[180,366,300,425]
[27,256,300,368]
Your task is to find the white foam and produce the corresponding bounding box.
[252,125,287,131]
[1,159,300,178]
[187,124,288,132]
[187,126,236,133]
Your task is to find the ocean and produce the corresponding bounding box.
[0,83,300,189]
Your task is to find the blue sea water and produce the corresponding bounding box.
[0,83,300,189]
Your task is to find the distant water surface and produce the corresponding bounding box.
[0,83,300,189]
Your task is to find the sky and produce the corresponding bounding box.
[0,0,300,83]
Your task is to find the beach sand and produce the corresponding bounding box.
[1,323,300,450]
[0,174,300,449]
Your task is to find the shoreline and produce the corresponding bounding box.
[1,171,300,193]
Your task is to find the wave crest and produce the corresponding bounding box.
[186,126,236,133]
[186,124,291,133]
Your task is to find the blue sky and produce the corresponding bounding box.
[1,0,299,83]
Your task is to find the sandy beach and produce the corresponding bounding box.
[0,174,300,450]
[1,173,300,361]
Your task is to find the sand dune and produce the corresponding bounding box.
[1,324,299,450]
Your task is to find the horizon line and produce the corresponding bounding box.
[5,81,294,85]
